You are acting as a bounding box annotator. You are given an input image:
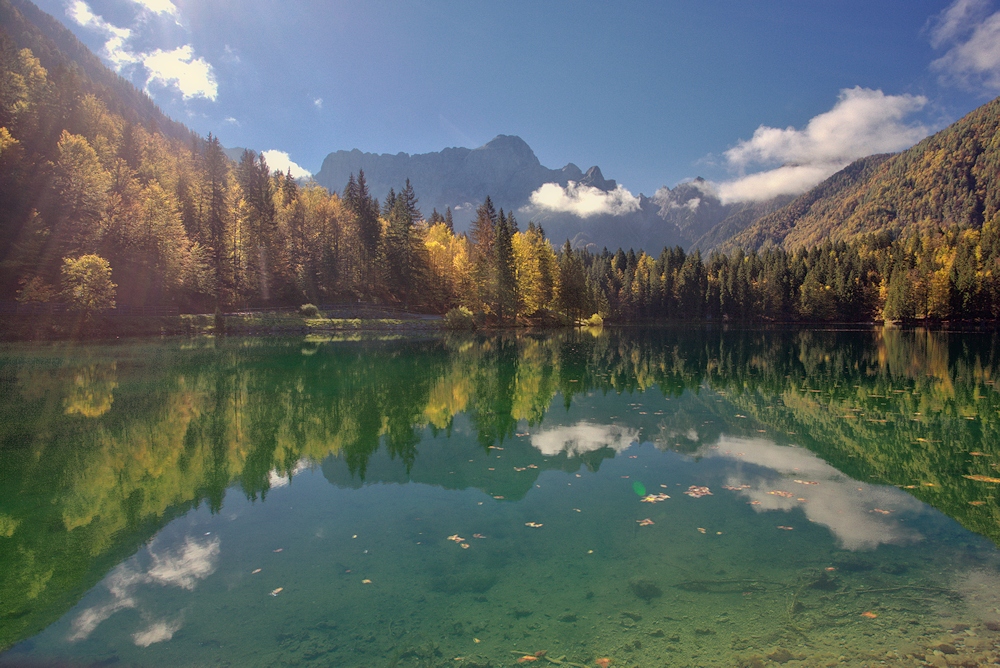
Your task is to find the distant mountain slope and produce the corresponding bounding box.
[690,195,794,252]
[721,96,1000,252]
[1,0,192,143]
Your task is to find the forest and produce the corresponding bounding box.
[3,38,1000,323]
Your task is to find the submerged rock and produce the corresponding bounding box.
[628,579,662,601]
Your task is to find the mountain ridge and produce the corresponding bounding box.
[315,135,785,251]
[315,134,615,217]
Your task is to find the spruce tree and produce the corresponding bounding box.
[494,209,517,322]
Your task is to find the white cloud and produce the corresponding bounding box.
[67,1,217,102]
[717,164,839,203]
[143,45,218,100]
[130,0,179,18]
[261,150,312,178]
[725,87,928,168]
[314,97,323,109]
[928,0,990,48]
[224,116,240,126]
[528,182,641,218]
[531,422,638,457]
[67,0,137,69]
[929,0,1000,93]
[716,87,929,202]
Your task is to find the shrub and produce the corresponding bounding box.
[299,303,320,317]
[583,313,604,327]
[443,306,476,330]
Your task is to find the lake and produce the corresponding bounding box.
[1,327,999,667]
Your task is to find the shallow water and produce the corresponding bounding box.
[2,328,1000,667]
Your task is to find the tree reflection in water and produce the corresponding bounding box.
[2,326,1000,651]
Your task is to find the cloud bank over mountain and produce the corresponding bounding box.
[715,87,930,203]
[528,182,641,218]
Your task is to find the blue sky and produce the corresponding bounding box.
[33,0,1000,202]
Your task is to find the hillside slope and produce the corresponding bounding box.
[1,0,191,143]
[722,96,1000,251]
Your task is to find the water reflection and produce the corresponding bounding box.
[2,327,1000,656]
[68,533,219,646]
[701,437,925,549]
[530,422,638,456]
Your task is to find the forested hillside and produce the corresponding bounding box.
[0,0,570,317]
[724,97,1000,252]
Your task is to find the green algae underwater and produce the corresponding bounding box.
[2,327,1000,667]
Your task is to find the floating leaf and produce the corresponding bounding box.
[964,475,1000,483]
[632,481,646,497]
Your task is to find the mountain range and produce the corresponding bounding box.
[314,137,795,251]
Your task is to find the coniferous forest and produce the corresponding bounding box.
[3,20,1000,324]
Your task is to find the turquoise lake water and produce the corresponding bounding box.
[1,328,1000,667]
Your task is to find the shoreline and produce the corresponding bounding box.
[2,311,998,343]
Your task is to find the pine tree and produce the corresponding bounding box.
[470,196,498,313]
[400,178,421,226]
[382,187,397,218]
[352,169,381,294]
[494,209,517,322]
[203,133,229,300]
[557,240,587,320]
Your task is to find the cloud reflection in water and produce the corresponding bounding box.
[699,436,924,550]
[68,534,219,645]
[531,422,639,457]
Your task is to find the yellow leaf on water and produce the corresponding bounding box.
[964,475,1000,483]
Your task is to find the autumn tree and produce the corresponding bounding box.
[61,254,116,311]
